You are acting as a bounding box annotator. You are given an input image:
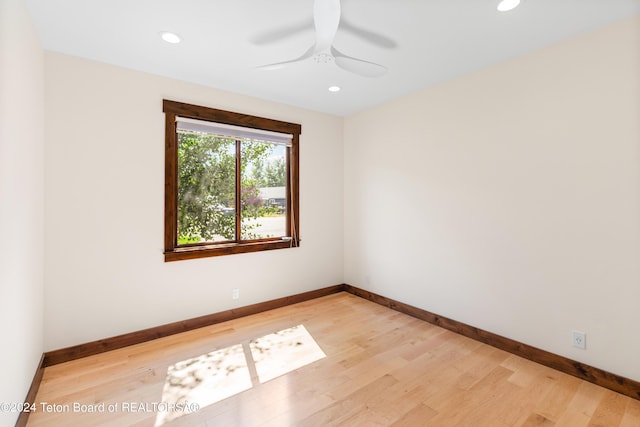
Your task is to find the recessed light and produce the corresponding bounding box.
[160,31,181,44]
[328,86,341,92]
[497,0,520,12]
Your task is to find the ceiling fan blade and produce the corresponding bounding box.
[313,0,341,51]
[331,47,386,77]
[250,20,313,45]
[340,19,397,49]
[257,45,316,70]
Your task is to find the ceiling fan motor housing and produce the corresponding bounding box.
[313,53,334,64]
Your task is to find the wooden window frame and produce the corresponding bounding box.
[163,99,301,262]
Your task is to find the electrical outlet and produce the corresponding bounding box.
[232,288,240,300]
[572,331,586,349]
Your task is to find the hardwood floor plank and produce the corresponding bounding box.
[28,293,638,427]
[389,403,438,427]
[587,391,628,427]
[370,384,437,425]
[425,365,518,426]
[554,380,608,426]
[619,397,640,427]
[323,374,400,426]
[520,413,555,426]
[533,372,583,422]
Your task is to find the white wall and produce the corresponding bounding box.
[43,53,344,350]
[0,0,45,425]
[344,16,640,381]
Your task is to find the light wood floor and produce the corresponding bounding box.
[29,292,640,427]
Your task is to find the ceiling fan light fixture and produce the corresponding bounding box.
[257,0,387,77]
[160,31,181,44]
[497,0,520,12]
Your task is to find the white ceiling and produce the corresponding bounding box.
[27,0,640,116]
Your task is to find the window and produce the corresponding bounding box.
[163,100,300,261]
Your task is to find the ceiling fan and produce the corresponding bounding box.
[257,0,389,78]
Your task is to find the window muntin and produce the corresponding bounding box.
[164,100,301,261]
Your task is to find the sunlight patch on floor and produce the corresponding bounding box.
[250,324,326,383]
[155,324,326,426]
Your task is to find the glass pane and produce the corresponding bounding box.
[241,140,287,240]
[177,131,236,244]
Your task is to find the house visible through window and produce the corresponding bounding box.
[163,100,301,261]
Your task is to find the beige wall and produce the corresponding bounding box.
[344,16,640,380]
[43,53,344,350]
[0,0,45,425]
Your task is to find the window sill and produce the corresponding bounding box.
[164,239,299,262]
